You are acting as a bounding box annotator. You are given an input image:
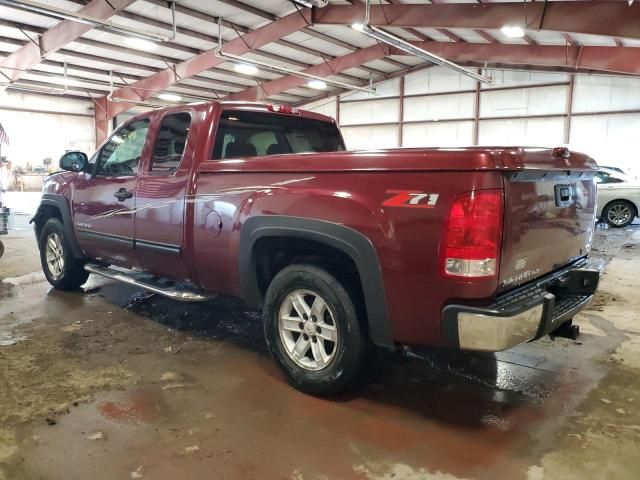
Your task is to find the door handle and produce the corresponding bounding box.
[114,188,133,201]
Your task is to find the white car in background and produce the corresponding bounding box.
[595,168,640,228]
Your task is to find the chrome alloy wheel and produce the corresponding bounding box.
[45,233,65,279]
[278,289,339,371]
[607,203,633,226]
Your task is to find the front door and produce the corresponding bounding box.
[134,110,195,279]
[72,118,151,266]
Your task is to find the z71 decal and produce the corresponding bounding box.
[382,190,439,209]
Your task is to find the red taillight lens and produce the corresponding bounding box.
[442,190,503,279]
[266,104,299,115]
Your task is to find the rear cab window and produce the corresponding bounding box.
[212,110,345,159]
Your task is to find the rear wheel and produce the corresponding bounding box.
[263,264,368,396]
[603,200,635,228]
[39,218,89,290]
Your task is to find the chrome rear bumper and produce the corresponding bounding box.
[441,257,605,352]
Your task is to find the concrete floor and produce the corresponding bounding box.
[0,220,639,480]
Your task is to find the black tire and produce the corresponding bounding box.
[39,218,89,290]
[263,264,368,396]
[603,200,636,228]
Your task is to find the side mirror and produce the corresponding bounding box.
[59,151,88,172]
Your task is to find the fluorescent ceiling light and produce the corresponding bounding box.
[124,37,158,51]
[234,63,259,75]
[158,93,181,102]
[500,25,525,38]
[352,23,491,84]
[307,79,327,90]
[216,49,376,94]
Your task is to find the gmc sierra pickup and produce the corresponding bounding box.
[33,101,604,395]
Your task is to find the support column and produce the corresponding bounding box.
[398,76,405,147]
[94,97,110,147]
[473,71,481,146]
[564,74,576,144]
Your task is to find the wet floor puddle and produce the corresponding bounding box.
[97,390,164,425]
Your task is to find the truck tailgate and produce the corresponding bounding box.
[498,150,597,293]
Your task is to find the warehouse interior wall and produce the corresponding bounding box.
[0,91,95,169]
[303,67,640,175]
[1,67,638,174]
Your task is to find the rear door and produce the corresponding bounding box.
[72,118,151,266]
[498,154,597,292]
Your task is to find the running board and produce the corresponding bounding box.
[84,263,210,302]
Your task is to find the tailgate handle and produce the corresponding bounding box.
[554,184,573,208]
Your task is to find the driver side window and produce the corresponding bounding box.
[95,119,150,176]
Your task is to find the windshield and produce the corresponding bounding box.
[212,110,345,159]
[595,170,627,184]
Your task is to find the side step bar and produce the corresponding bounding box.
[84,263,210,302]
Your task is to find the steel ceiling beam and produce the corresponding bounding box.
[215,0,406,71]
[0,34,252,96]
[0,0,135,82]
[137,0,384,78]
[313,2,640,40]
[0,19,317,93]
[293,63,436,108]
[0,6,360,87]
[95,9,314,142]
[228,44,390,102]
[233,40,640,104]
[58,0,367,83]
[399,42,640,76]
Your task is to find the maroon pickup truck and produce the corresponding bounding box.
[33,101,604,394]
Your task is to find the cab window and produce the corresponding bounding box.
[151,112,191,174]
[212,110,345,159]
[95,120,150,176]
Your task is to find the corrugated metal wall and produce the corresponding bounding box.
[304,67,640,173]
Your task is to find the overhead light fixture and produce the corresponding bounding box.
[307,79,327,90]
[291,0,328,7]
[351,23,492,84]
[216,49,376,94]
[234,63,260,76]
[500,25,525,38]
[158,93,181,102]
[124,37,159,51]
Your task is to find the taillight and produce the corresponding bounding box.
[441,189,503,279]
[266,104,299,115]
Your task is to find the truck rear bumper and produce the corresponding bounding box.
[441,257,606,352]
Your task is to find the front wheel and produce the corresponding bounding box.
[603,200,636,228]
[263,264,368,396]
[39,218,89,290]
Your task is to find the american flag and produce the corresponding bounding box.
[0,121,8,145]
